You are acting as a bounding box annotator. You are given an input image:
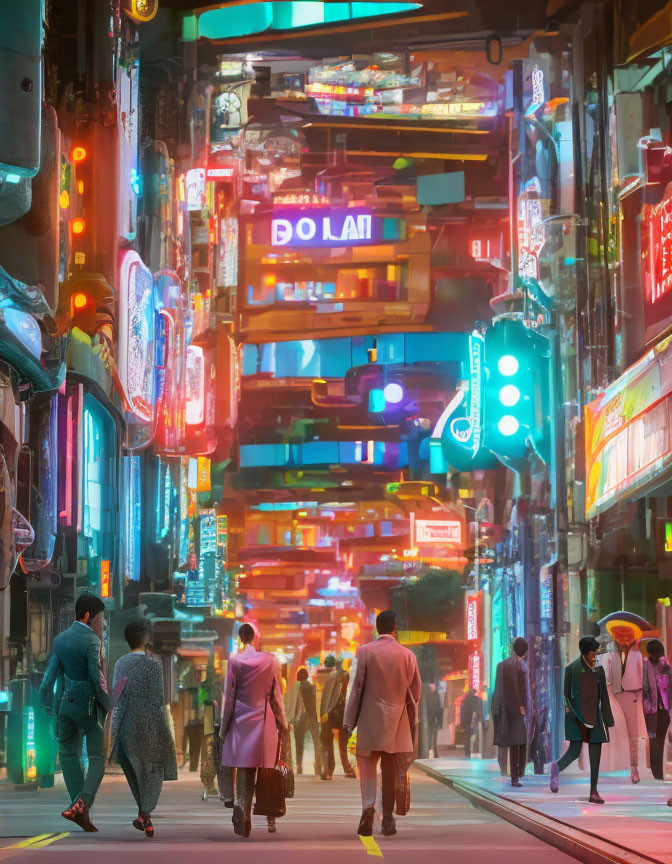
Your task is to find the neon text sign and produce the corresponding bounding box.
[271,208,376,247]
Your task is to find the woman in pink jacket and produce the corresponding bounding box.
[219,623,288,837]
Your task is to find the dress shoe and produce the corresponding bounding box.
[631,767,640,784]
[381,815,396,836]
[588,791,605,804]
[549,761,559,793]
[62,797,98,832]
[511,779,523,788]
[357,806,376,836]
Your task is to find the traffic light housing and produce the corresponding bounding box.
[483,317,551,469]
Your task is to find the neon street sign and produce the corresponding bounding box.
[271,208,378,247]
[415,519,462,545]
[466,592,480,641]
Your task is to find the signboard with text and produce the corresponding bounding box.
[585,333,672,517]
[270,207,404,248]
[644,192,672,344]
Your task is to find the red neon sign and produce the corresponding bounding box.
[648,195,672,306]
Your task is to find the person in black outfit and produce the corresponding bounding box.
[460,688,483,758]
[550,636,615,804]
[425,682,443,758]
[491,637,531,787]
[293,667,322,776]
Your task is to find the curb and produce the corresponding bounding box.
[414,763,662,864]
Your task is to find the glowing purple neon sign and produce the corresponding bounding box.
[271,208,378,247]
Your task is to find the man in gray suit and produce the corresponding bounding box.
[40,594,111,832]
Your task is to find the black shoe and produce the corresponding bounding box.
[232,805,251,837]
[511,779,523,788]
[588,791,605,804]
[357,806,375,836]
[382,815,396,836]
[144,817,154,838]
[133,817,145,832]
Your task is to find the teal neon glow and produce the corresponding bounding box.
[498,355,519,376]
[498,415,520,437]
[499,384,520,407]
[197,2,421,40]
[369,388,386,413]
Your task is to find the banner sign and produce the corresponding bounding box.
[585,333,672,518]
[270,207,404,248]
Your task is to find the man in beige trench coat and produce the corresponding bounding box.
[344,609,421,837]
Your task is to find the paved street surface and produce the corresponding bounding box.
[0,767,578,863]
[422,756,672,863]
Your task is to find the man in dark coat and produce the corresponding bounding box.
[491,637,531,787]
[460,688,483,758]
[550,636,615,804]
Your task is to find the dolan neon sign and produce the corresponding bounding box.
[271,208,378,248]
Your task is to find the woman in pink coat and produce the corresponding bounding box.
[220,623,288,837]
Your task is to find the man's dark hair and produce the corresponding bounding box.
[124,620,151,650]
[75,593,105,622]
[376,609,397,635]
[647,639,665,657]
[297,667,309,681]
[579,635,600,655]
[239,623,255,644]
[324,655,336,668]
[512,637,528,657]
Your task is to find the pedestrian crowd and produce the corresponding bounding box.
[40,596,421,839]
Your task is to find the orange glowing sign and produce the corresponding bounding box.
[72,146,87,162]
[100,560,111,598]
[71,218,85,235]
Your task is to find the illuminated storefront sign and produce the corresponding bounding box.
[186,168,206,211]
[100,559,111,598]
[466,592,480,642]
[517,178,546,280]
[185,345,205,427]
[431,330,496,471]
[585,333,672,518]
[118,251,156,423]
[468,650,482,693]
[643,190,672,343]
[420,101,497,119]
[217,216,238,288]
[415,519,462,545]
[207,166,235,180]
[271,208,376,247]
[123,0,158,22]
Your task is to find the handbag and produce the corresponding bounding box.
[253,735,287,817]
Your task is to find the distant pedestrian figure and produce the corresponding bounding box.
[320,657,356,779]
[344,609,421,838]
[220,623,288,837]
[641,639,672,783]
[460,688,483,758]
[491,637,532,787]
[111,620,177,838]
[40,594,112,832]
[292,667,322,775]
[550,636,614,804]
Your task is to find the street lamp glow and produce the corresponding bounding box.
[498,415,520,436]
[383,382,404,404]
[498,354,519,376]
[499,384,520,407]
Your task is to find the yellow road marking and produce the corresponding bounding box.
[7,836,54,849]
[22,834,69,849]
[359,835,383,857]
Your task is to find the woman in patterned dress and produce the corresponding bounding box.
[111,620,177,837]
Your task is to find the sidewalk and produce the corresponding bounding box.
[416,756,672,864]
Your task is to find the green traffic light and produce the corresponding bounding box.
[498,415,520,436]
[498,355,519,376]
[499,384,520,407]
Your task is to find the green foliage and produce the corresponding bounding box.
[401,569,464,633]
